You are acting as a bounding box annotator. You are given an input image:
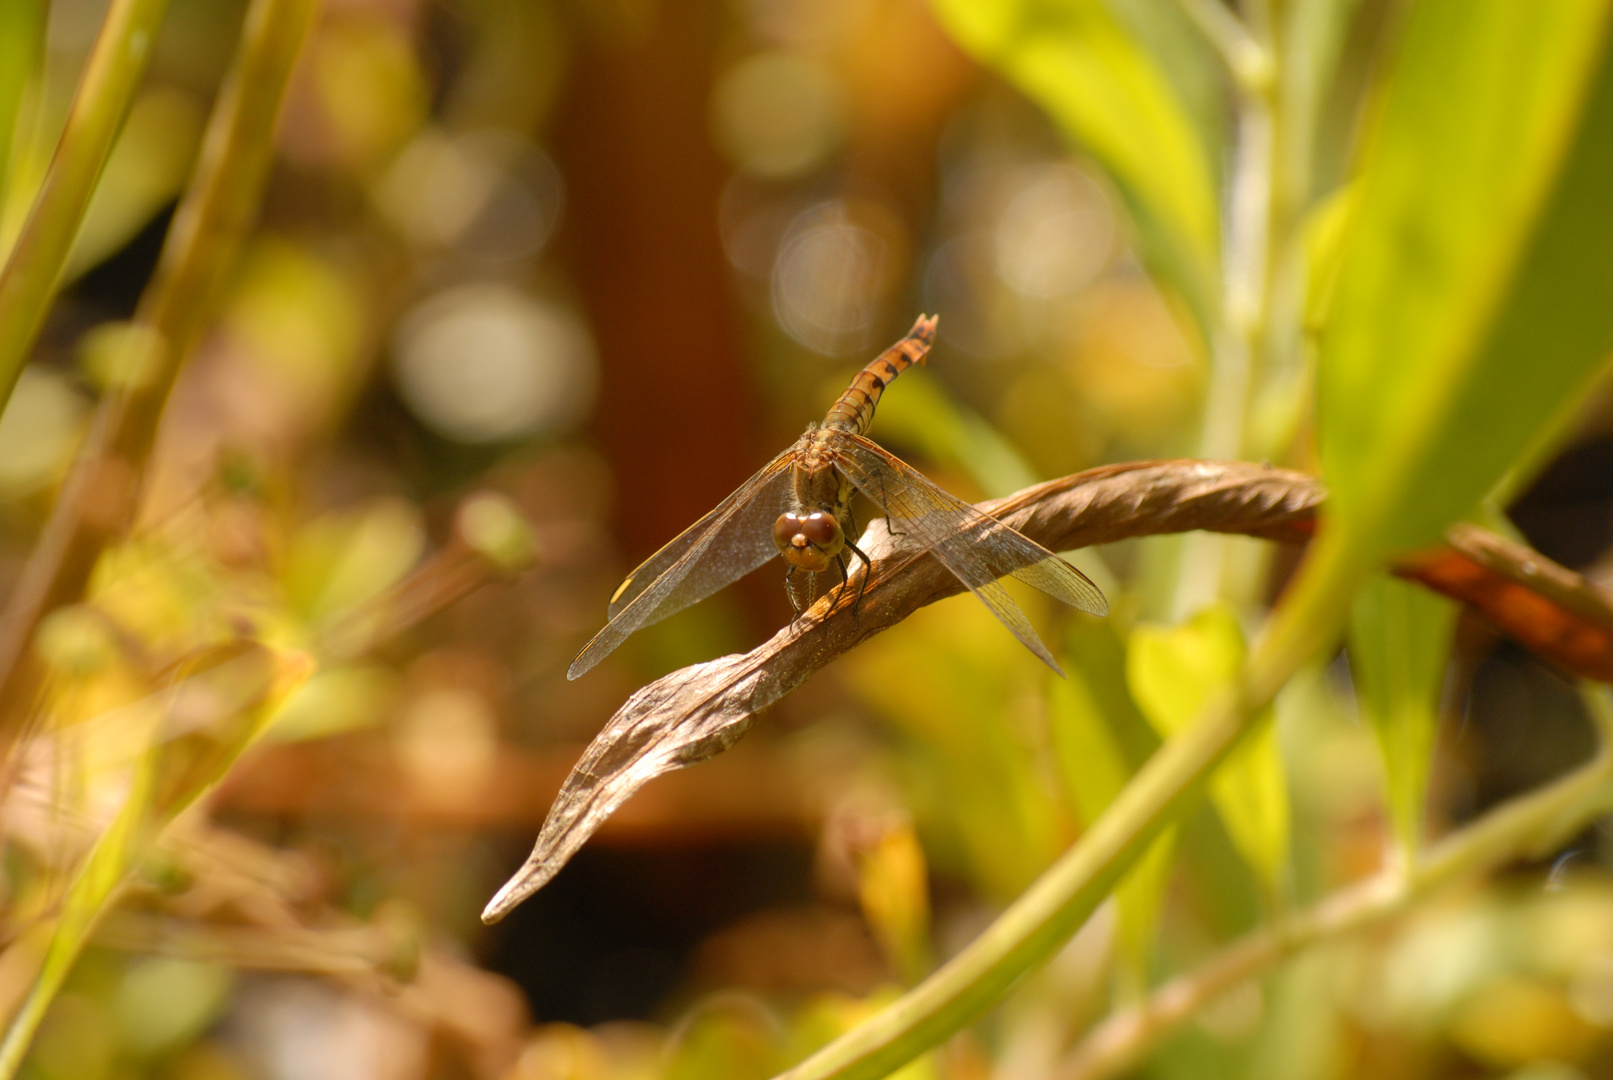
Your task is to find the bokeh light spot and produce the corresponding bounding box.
[0,368,87,497]
[772,201,903,355]
[376,128,563,264]
[994,164,1116,298]
[392,284,598,443]
[711,51,847,179]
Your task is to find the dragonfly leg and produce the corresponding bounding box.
[875,474,906,537]
[828,551,850,614]
[845,540,872,622]
[785,566,803,619]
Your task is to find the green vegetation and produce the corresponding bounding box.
[1,1,1612,1078]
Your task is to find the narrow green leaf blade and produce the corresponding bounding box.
[0,646,309,1079]
[0,0,173,415]
[1348,574,1456,862]
[0,739,156,1078]
[1319,0,1613,561]
[1047,621,1173,979]
[0,1,45,212]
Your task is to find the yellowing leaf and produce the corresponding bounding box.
[1128,606,1289,894]
[283,497,425,625]
[856,825,933,984]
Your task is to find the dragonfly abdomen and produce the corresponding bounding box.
[822,314,937,434]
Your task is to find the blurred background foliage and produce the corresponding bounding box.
[0,0,1612,1078]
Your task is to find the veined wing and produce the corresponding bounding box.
[832,431,1106,675]
[568,444,799,680]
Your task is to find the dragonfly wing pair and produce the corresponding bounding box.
[567,314,1107,681]
[567,446,799,680]
[831,430,1106,676]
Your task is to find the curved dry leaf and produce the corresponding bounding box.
[482,460,1323,922]
[483,458,1613,922]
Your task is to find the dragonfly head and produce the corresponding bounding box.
[773,511,844,572]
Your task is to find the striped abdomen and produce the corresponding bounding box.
[822,314,938,434]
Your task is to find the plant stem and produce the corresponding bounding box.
[0,0,171,415]
[1171,0,1270,94]
[1174,41,1278,618]
[0,0,319,737]
[768,539,1359,1080]
[1059,684,1613,1080]
[0,645,310,1079]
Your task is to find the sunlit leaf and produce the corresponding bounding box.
[112,957,233,1058]
[855,824,933,985]
[787,990,938,1080]
[1318,0,1613,566]
[0,1,44,217]
[871,372,1039,499]
[664,1004,783,1080]
[928,0,1219,318]
[283,497,426,626]
[1279,0,1365,209]
[846,601,1069,900]
[1047,619,1173,978]
[0,645,310,1076]
[1348,574,1456,863]
[267,662,397,741]
[1128,606,1289,896]
[0,0,171,418]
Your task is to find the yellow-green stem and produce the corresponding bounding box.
[0,0,171,414]
[1062,684,1613,1080]
[770,535,1361,1080]
[0,0,319,729]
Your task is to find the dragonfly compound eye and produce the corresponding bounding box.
[773,512,843,571]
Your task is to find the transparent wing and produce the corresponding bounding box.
[832,431,1107,675]
[568,444,799,679]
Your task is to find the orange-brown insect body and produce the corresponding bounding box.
[773,315,937,577]
[566,310,1107,683]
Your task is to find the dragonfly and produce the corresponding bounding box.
[567,314,1107,680]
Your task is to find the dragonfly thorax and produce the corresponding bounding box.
[773,511,844,573]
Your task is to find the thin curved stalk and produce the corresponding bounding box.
[1172,0,1268,89]
[0,0,171,412]
[0,0,320,737]
[767,537,1356,1080]
[1059,684,1613,1080]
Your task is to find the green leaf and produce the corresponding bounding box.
[1128,606,1289,896]
[283,497,426,625]
[1278,0,1365,207]
[1318,0,1613,565]
[61,88,205,282]
[929,0,1219,318]
[0,645,310,1078]
[1047,620,1172,980]
[0,1,45,214]
[0,0,173,417]
[846,600,1069,900]
[1348,574,1456,863]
